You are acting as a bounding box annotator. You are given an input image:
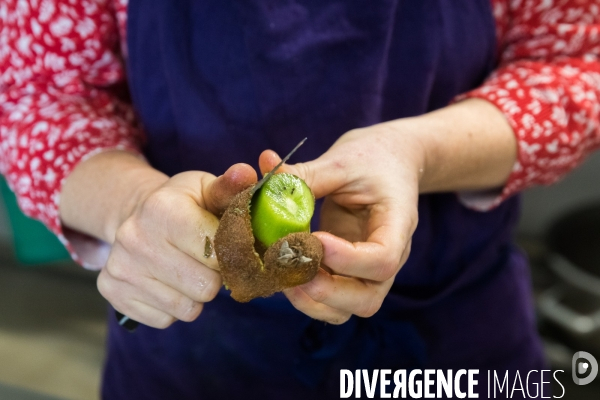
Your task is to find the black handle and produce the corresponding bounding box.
[115,310,139,332]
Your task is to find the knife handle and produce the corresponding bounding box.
[115,310,139,332]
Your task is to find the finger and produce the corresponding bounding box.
[162,199,222,270]
[283,285,352,325]
[400,238,412,268]
[101,272,203,323]
[312,198,416,282]
[151,167,256,269]
[258,149,285,177]
[305,239,410,318]
[98,270,176,329]
[116,301,177,329]
[106,236,222,303]
[296,268,394,318]
[203,163,258,214]
[168,164,257,215]
[258,150,346,199]
[130,277,205,322]
[146,244,223,303]
[118,204,220,271]
[294,241,410,318]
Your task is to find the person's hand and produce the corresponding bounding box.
[257,99,517,324]
[258,124,425,324]
[96,164,257,328]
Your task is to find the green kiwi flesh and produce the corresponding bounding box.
[250,173,314,247]
[214,182,322,302]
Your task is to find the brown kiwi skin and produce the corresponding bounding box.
[214,185,323,303]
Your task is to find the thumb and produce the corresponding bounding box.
[258,150,345,199]
[203,163,257,215]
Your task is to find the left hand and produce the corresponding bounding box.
[258,123,425,324]
[258,99,516,324]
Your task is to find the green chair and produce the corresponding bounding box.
[0,177,70,265]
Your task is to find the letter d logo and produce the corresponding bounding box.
[572,351,598,385]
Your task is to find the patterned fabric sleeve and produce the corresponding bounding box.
[0,0,142,267]
[458,0,600,210]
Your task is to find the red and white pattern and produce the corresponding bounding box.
[1,0,600,265]
[0,0,141,265]
[461,0,600,209]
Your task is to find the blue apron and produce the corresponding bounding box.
[102,1,546,398]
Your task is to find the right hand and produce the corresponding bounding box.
[96,164,257,329]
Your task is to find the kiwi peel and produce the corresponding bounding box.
[214,176,323,303]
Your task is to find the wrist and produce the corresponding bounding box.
[403,99,517,194]
[60,150,169,243]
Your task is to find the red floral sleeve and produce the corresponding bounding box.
[459,0,600,210]
[0,0,141,267]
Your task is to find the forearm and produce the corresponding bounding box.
[59,151,169,243]
[385,98,517,194]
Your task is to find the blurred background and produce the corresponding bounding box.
[1,152,600,399]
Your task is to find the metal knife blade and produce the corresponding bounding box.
[250,137,307,195]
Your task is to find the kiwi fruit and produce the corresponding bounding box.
[214,173,323,302]
[250,173,314,247]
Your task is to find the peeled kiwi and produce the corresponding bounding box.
[214,174,323,302]
[251,173,314,247]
